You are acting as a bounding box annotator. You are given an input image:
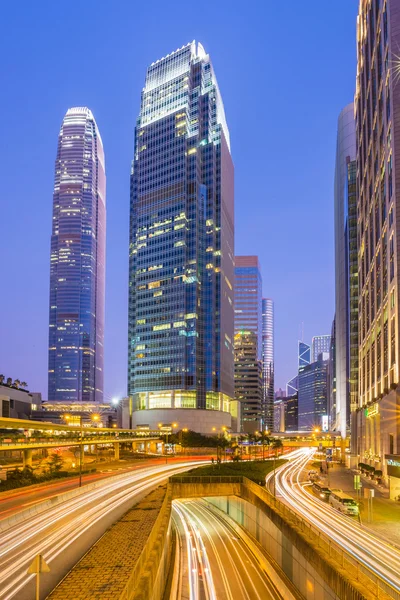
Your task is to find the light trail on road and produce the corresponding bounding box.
[0,461,205,600]
[266,449,400,597]
[172,499,288,600]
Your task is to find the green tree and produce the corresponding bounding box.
[48,453,64,474]
[271,438,283,456]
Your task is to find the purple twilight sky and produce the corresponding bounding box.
[0,1,358,400]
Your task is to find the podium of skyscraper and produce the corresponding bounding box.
[48,107,106,403]
[128,42,234,433]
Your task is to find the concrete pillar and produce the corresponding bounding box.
[114,442,120,461]
[149,441,158,454]
[23,448,32,468]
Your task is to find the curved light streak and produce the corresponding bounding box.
[268,449,400,596]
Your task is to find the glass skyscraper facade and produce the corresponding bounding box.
[262,298,274,430]
[128,42,234,431]
[298,357,328,431]
[334,103,357,438]
[234,256,262,357]
[311,335,331,362]
[48,107,106,403]
[298,341,311,371]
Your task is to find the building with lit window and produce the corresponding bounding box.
[234,256,262,355]
[262,298,274,430]
[311,335,331,363]
[355,0,400,479]
[284,394,298,432]
[234,332,262,433]
[298,356,329,431]
[128,42,234,434]
[48,107,106,403]
[273,397,285,432]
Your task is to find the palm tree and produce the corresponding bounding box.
[20,381,28,389]
[272,438,283,456]
[218,438,231,463]
[238,434,247,460]
[13,379,21,389]
[6,377,12,386]
[258,432,271,461]
[0,374,4,385]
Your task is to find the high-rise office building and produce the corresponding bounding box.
[234,256,262,357]
[298,356,329,431]
[298,341,311,371]
[234,332,262,433]
[311,335,331,363]
[284,394,298,432]
[234,256,263,432]
[286,375,298,397]
[273,397,285,432]
[334,103,357,439]
[262,298,274,430]
[128,42,234,433]
[355,1,400,477]
[48,107,106,403]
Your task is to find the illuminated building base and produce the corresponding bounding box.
[131,408,231,435]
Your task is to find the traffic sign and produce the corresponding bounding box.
[27,554,50,574]
[27,554,50,600]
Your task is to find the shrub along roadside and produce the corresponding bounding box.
[0,465,96,492]
[183,459,287,484]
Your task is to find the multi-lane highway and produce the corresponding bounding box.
[0,456,208,520]
[267,449,400,598]
[0,460,205,600]
[172,498,293,600]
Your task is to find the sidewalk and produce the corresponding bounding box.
[319,463,400,548]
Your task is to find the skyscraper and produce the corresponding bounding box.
[234,256,262,357]
[234,332,262,433]
[298,341,311,371]
[311,335,331,363]
[262,298,274,430]
[298,356,329,431]
[334,103,357,438]
[128,42,234,433]
[355,1,400,477]
[234,256,263,432]
[48,107,106,403]
[286,375,298,397]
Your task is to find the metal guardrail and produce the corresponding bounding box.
[242,478,400,600]
[170,475,243,484]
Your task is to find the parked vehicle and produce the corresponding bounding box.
[312,482,331,501]
[329,490,359,515]
[308,470,319,482]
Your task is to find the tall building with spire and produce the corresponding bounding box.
[48,107,106,403]
[128,42,234,433]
